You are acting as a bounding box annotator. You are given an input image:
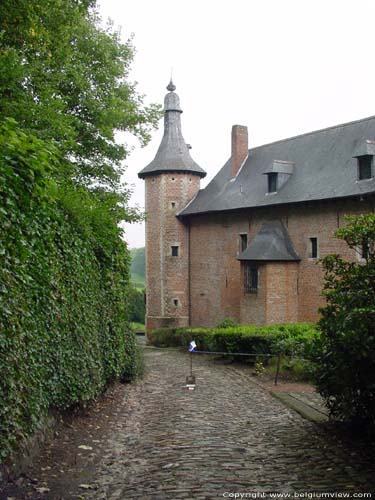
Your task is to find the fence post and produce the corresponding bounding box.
[275,353,281,386]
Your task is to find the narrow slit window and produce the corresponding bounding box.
[240,234,248,252]
[358,155,373,180]
[267,173,278,193]
[173,298,179,307]
[244,263,258,293]
[171,245,179,257]
[171,201,176,209]
[309,237,318,259]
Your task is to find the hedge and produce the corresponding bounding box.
[0,120,141,462]
[147,323,319,359]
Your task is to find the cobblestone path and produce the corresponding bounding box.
[3,347,375,500]
[83,348,375,499]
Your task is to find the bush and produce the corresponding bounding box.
[216,317,237,328]
[128,286,145,324]
[312,214,375,428]
[147,323,319,360]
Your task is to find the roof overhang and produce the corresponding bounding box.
[237,220,300,261]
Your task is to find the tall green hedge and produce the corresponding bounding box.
[0,120,139,461]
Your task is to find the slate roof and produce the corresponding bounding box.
[179,115,375,217]
[138,83,206,179]
[237,221,300,261]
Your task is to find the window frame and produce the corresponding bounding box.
[171,245,179,257]
[244,263,258,294]
[239,233,248,253]
[357,155,373,181]
[308,237,319,259]
[267,172,278,193]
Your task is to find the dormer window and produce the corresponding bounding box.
[358,155,373,180]
[267,173,278,193]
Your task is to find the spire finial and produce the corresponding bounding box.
[167,78,176,92]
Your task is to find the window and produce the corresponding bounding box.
[171,201,176,209]
[267,173,278,193]
[309,237,318,259]
[358,155,373,180]
[171,245,179,257]
[244,263,258,293]
[240,234,248,252]
[173,298,179,307]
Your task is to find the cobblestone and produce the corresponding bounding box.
[2,347,375,499]
[83,348,375,499]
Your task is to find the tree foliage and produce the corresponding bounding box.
[0,1,158,461]
[128,286,145,324]
[313,214,375,428]
[130,247,145,281]
[0,0,161,190]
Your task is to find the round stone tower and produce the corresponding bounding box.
[138,81,206,331]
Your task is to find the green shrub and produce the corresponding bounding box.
[147,323,319,361]
[312,214,375,428]
[128,286,145,324]
[0,121,139,462]
[215,317,237,328]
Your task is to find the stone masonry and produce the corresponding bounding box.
[189,198,372,326]
[145,172,200,330]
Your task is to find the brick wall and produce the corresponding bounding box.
[145,172,200,330]
[189,198,374,326]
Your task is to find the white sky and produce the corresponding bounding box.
[98,0,375,249]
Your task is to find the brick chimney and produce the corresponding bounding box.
[231,125,248,178]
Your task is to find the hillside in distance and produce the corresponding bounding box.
[130,247,145,287]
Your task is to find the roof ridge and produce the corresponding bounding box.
[250,114,375,152]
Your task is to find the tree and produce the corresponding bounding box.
[0,0,161,191]
[313,214,375,429]
[130,247,145,281]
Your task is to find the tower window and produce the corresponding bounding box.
[173,298,180,307]
[267,173,278,193]
[240,233,248,252]
[358,155,373,180]
[171,201,176,209]
[171,245,179,257]
[309,237,318,259]
[244,263,258,293]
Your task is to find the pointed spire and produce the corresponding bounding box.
[138,82,206,179]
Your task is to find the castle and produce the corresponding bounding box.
[138,82,375,330]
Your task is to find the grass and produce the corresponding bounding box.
[131,322,145,332]
[259,355,315,382]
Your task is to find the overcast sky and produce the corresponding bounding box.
[98,0,375,249]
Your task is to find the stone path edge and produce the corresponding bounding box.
[271,392,329,423]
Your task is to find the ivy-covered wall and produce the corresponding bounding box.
[0,120,140,461]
